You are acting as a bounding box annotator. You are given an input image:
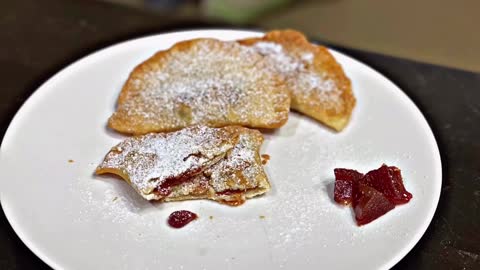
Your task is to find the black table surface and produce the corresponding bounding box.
[1,0,479,269]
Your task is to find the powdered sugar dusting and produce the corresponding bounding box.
[207,131,265,192]
[252,41,343,111]
[298,72,335,93]
[254,41,283,54]
[111,39,289,132]
[253,42,300,74]
[162,129,268,203]
[301,52,314,63]
[98,126,268,203]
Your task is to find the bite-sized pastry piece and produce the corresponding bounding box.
[239,29,355,131]
[360,164,412,205]
[108,38,290,135]
[96,125,236,200]
[96,126,270,206]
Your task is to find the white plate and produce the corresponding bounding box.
[0,30,441,270]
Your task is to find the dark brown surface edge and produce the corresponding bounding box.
[1,0,479,269]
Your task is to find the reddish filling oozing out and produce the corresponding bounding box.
[153,167,204,197]
[334,164,412,226]
[167,210,198,228]
[361,165,412,204]
[153,171,250,207]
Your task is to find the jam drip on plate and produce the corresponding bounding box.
[167,210,198,228]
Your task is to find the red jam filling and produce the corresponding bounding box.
[153,167,204,197]
[353,184,395,225]
[167,210,198,228]
[360,165,412,205]
[333,168,364,205]
[333,164,412,226]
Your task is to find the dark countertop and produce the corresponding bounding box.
[1,0,479,269]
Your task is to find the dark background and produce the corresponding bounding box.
[1,0,479,269]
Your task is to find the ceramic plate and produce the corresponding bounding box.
[0,30,441,270]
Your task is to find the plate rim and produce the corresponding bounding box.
[0,29,442,270]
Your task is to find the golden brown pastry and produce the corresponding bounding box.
[239,29,355,131]
[96,126,270,206]
[108,38,290,135]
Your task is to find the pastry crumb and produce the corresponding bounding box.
[209,216,214,220]
[259,215,266,219]
[68,159,74,163]
[261,154,270,165]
